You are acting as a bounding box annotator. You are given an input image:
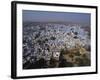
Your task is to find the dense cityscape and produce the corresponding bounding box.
[23,22,91,69]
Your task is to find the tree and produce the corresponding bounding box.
[50,36,56,40]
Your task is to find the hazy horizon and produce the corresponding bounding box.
[23,10,90,26]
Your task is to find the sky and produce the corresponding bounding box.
[23,10,90,25]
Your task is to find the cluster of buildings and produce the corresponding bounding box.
[23,23,90,68]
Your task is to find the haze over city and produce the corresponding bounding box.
[23,10,90,26]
